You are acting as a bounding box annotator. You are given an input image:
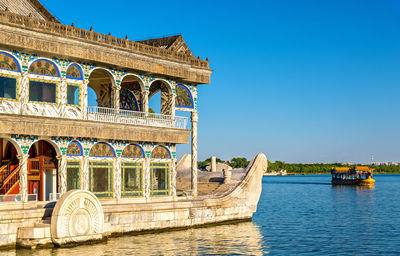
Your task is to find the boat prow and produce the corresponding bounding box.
[358,176,375,186]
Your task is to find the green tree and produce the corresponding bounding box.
[229,157,249,168]
[198,157,224,169]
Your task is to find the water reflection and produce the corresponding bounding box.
[1,221,265,256]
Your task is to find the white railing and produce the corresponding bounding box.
[49,193,61,201]
[87,107,188,129]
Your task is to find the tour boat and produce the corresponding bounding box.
[331,166,375,185]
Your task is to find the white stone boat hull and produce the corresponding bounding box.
[0,153,267,248]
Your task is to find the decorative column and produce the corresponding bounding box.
[81,155,89,190]
[17,154,29,202]
[144,158,151,199]
[57,155,67,195]
[19,72,29,115]
[112,85,121,110]
[191,111,198,197]
[114,157,122,199]
[82,79,89,119]
[58,77,67,118]
[142,90,149,113]
[171,94,176,118]
[171,158,176,197]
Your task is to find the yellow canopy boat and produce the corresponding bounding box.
[331,166,375,185]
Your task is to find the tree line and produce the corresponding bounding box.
[198,157,249,169]
[268,161,400,174]
[198,157,400,174]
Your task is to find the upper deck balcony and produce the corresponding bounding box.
[0,50,196,144]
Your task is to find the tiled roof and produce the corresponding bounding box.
[0,0,58,22]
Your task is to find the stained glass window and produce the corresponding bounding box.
[175,85,193,108]
[120,89,138,111]
[67,161,80,191]
[122,145,144,158]
[0,53,19,72]
[89,161,113,198]
[122,162,143,197]
[66,64,82,80]
[67,84,80,106]
[0,75,17,100]
[89,143,115,157]
[29,80,57,103]
[28,60,59,77]
[150,146,170,159]
[66,141,82,156]
[150,162,169,196]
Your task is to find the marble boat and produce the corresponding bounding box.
[0,0,267,248]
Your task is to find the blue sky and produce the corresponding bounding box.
[43,0,400,163]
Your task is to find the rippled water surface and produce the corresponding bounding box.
[2,175,400,255]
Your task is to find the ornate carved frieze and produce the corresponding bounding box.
[51,190,104,245]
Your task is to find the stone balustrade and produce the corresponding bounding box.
[0,10,209,69]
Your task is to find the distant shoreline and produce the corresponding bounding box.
[264,172,400,176]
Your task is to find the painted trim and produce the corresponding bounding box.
[0,52,21,72]
[121,144,145,158]
[175,84,194,109]
[66,141,83,156]
[66,63,83,80]
[28,59,61,77]
[150,145,171,159]
[89,142,116,157]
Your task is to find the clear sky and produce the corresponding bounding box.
[42,0,400,163]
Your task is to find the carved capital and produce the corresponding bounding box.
[112,85,122,92]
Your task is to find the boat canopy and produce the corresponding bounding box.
[331,166,373,174]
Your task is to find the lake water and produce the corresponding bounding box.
[2,174,400,255]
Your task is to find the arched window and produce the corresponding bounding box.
[28,60,59,104]
[0,52,20,72]
[175,84,194,108]
[122,144,144,158]
[121,144,144,197]
[150,146,171,159]
[120,89,138,111]
[89,142,114,198]
[0,53,19,100]
[66,141,83,156]
[29,60,60,77]
[66,64,83,80]
[89,142,115,157]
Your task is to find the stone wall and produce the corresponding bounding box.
[0,114,190,144]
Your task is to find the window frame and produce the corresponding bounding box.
[28,78,59,105]
[66,83,81,107]
[121,160,144,197]
[0,73,19,101]
[88,160,114,198]
[66,160,81,191]
[150,161,170,196]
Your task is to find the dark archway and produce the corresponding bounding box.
[120,75,144,111]
[28,140,59,201]
[149,80,173,116]
[0,138,20,196]
[88,69,114,108]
